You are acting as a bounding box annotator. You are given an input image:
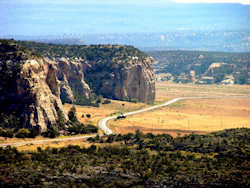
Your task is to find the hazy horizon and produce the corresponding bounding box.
[1,0,250,37]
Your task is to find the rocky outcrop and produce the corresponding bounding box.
[18,41,156,104]
[85,56,155,104]
[55,57,91,104]
[17,59,68,131]
[0,40,68,132]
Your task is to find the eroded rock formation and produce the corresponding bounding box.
[0,40,67,132]
[84,56,155,104]
[17,59,68,131]
[0,40,156,131]
[55,57,91,104]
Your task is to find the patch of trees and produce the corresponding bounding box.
[0,106,97,139]
[18,40,147,63]
[149,50,250,84]
[0,128,249,187]
[42,106,97,138]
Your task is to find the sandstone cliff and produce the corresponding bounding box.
[55,57,91,104]
[0,40,67,132]
[19,41,156,104]
[84,56,155,104]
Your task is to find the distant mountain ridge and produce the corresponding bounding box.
[3,30,250,52]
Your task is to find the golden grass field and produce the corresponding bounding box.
[1,82,249,150]
[64,100,148,127]
[109,83,250,137]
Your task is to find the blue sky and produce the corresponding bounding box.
[0,0,249,36]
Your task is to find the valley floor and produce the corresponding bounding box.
[109,83,250,136]
[1,83,249,150]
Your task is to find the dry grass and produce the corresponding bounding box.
[2,100,147,151]
[16,139,121,152]
[64,99,148,127]
[1,82,249,150]
[155,82,250,103]
[0,136,49,144]
[16,139,93,152]
[110,82,250,137]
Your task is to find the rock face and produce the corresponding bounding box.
[55,57,91,104]
[18,41,156,104]
[85,56,155,104]
[0,40,67,132]
[0,40,156,132]
[17,59,68,131]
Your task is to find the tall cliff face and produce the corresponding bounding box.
[84,56,155,104]
[19,41,156,104]
[0,40,67,132]
[55,57,91,104]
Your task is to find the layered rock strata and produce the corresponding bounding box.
[84,56,155,104]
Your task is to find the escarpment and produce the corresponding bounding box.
[84,56,155,104]
[0,40,67,132]
[55,57,91,104]
[20,41,156,104]
[0,39,155,131]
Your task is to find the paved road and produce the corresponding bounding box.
[98,95,250,135]
[1,95,249,147]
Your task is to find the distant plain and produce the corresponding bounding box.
[109,82,250,137]
[1,82,249,150]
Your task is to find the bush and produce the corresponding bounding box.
[102,99,111,104]
[68,123,97,135]
[42,126,59,138]
[0,128,14,138]
[29,127,40,138]
[57,109,66,129]
[86,124,98,133]
[15,128,31,138]
[68,106,77,122]
[68,123,84,134]
[129,98,139,103]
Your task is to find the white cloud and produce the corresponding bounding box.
[173,0,250,5]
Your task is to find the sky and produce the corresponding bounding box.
[0,0,250,37]
[174,0,250,4]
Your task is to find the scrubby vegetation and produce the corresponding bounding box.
[0,106,97,139]
[150,50,250,84]
[42,106,97,138]
[18,40,147,63]
[0,128,249,187]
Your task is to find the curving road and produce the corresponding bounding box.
[98,96,250,135]
[1,95,249,147]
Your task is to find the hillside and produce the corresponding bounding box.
[149,51,250,84]
[0,39,155,134]
[18,41,155,104]
[0,128,249,187]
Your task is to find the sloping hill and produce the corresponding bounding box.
[149,50,250,84]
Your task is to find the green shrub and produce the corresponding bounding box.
[86,124,98,133]
[56,109,66,129]
[0,128,14,138]
[29,127,40,138]
[102,99,111,104]
[15,128,31,138]
[68,106,77,122]
[42,126,59,138]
